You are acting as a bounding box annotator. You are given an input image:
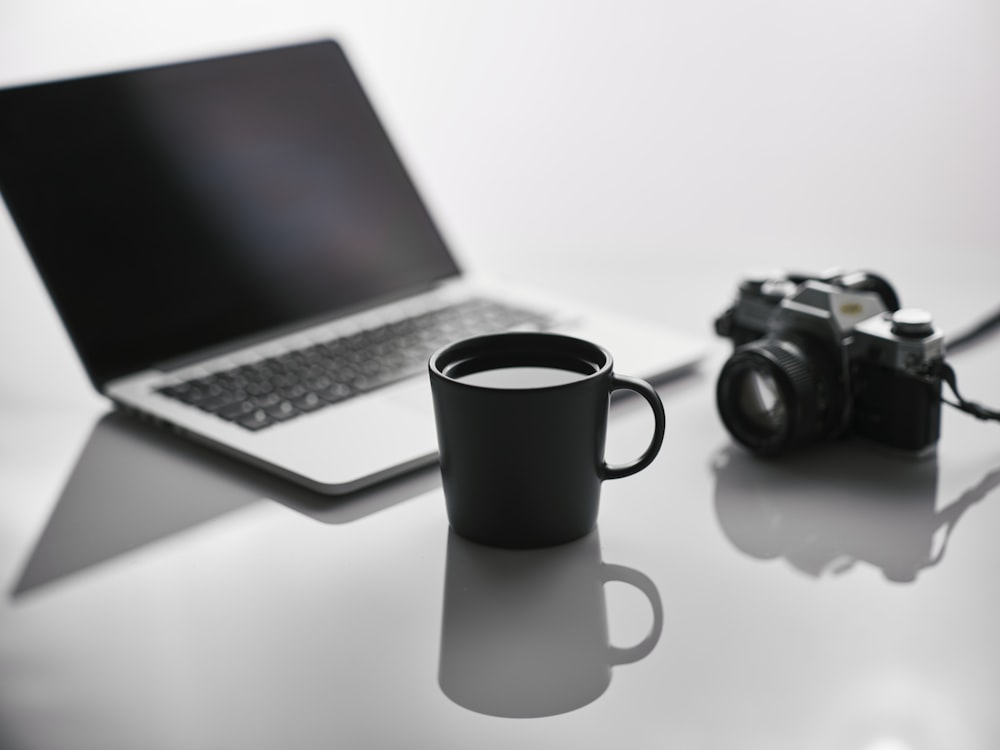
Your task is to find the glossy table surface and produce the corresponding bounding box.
[2,3,1000,748]
[3,326,1000,749]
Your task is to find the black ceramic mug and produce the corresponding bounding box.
[428,332,666,548]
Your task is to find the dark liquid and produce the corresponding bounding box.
[455,366,588,389]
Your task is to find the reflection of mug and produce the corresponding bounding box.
[438,530,663,718]
[429,332,665,548]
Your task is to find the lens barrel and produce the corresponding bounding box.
[716,337,839,455]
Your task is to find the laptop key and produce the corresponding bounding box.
[251,392,283,410]
[265,401,299,421]
[217,401,257,421]
[292,392,325,412]
[316,383,353,404]
[237,409,276,431]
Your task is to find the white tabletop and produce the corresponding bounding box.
[2,4,999,748]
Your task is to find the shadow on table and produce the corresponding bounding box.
[712,440,1000,583]
[12,409,441,598]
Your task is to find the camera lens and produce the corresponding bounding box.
[716,337,840,455]
[735,368,787,434]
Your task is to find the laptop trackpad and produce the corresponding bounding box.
[382,377,435,417]
[261,378,438,491]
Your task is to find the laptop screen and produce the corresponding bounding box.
[0,40,460,388]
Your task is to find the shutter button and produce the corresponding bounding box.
[891,308,934,338]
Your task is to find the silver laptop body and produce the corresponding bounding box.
[0,39,704,493]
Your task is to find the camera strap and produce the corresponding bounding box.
[940,361,1000,423]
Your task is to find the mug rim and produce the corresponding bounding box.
[428,331,613,392]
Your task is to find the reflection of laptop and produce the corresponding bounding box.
[0,39,704,493]
[15,409,445,596]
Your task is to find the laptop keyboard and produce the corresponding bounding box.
[157,297,553,431]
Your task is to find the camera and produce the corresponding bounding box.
[714,269,945,456]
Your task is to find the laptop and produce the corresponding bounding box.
[0,39,705,494]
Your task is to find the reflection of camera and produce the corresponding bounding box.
[714,270,945,456]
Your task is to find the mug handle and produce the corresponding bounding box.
[602,563,664,666]
[602,374,666,480]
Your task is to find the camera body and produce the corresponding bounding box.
[714,270,945,456]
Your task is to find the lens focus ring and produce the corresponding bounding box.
[716,337,832,455]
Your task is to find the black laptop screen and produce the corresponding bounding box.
[0,40,460,388]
